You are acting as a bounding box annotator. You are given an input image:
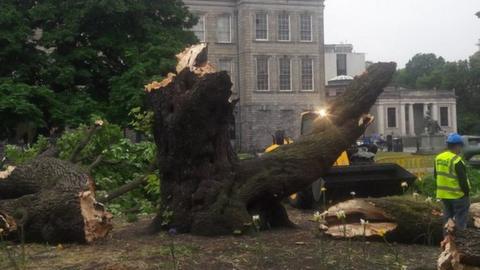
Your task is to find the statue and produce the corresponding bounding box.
[423,109,442,135]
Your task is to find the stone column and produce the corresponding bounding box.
[432,103,439,121]
[377,104,385,135]
[400,104,406,136]
[409,103,415,135]
[451,103,457,132]
[423,103,428,117]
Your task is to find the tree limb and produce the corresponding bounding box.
[69,123,103,163]
[87,154,104,173]
[99,162,157,203]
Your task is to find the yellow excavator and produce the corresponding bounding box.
[265,111,416,209]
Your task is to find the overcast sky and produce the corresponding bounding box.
[324,0,480,68]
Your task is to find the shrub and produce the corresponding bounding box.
[415,167,480,198]
[4,135,49,165]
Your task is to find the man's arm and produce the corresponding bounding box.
[455,162,469,197]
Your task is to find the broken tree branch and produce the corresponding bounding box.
[69,121,103,163]
[87,154,104,173]
[99,162,157,204]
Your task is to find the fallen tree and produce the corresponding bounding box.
[146,44,397,235]
[0,157,113,243]
[438,220,480,269]
[321,198,480,245]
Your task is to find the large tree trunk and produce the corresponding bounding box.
[147,44,397,235]
[321,199,480,246]
[0,158,112,243]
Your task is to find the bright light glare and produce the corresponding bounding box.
[316,109,328,118]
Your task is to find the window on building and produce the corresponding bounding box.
[300,14,312,41]
[278,14,290,41]
[255,13,268,40]
[256,57,269,91]
[192,15,206,42]
[387,107,397,128]
[301,58,314,91]
[216,15,231,43]
[218,59,233,75]
[336,54,347,75]
[279,57,291,91]
[440,107,449,126]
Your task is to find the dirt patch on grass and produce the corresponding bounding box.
[1,207,439,270]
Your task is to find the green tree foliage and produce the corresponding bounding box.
[0,0,196,138]
[394,53,445,89]
[394,52,480,134]
[4,116,159,219]
[0,81,61,139]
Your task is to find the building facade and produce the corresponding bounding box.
[326,77,458,139]
[184,0,326,151]
[324,44,366,82]
[366,87,458,137]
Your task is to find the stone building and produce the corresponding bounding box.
[366,87,458,138]
[324,44,366,81]
[327,77,458,140]
[324,46,458,140]
[184,0,326,151]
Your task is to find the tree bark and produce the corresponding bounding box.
[321,198,480,246]
[147,44,397,236]
[438,220,480,269]
[0,158,112,243]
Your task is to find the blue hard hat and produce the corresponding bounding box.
[446,133,464,145]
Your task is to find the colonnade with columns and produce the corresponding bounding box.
[375,101,457,137]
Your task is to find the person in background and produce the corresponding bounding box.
[434,133,471,230]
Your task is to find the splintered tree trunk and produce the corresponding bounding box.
[321,199,480,246]
[438,220,480,269]
[0,158,112,243]
[147,44,397,235]
[322,197,444,244]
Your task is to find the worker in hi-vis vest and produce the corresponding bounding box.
[434,133,471,230]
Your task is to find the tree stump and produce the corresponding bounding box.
[0,158,112,243]
[438,220,480,270]
[146,44,397,236]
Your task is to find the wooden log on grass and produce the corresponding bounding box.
[322,198,480,245]
[0,158,112,243]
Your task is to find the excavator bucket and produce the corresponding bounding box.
[289,163,417,209]
[288,163,417,209]
[321,163,417,201]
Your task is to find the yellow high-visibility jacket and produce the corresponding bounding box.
[435,151,471,199]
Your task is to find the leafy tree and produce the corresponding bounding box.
[30,0,197,125]
[394,53,445,88]
[0,0,197,138]
[394,52,480,134]
[0,81,61,140]
[458,52,480,133]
